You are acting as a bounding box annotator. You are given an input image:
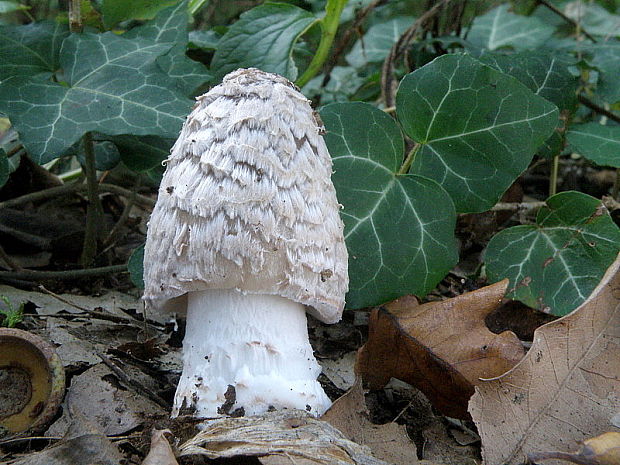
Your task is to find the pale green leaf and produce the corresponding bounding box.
[111,134,174,171]
[211,3,318,82]
[485,191,620,316]
[564,1,620,37]
[580,40,620,104]
[321,102,458,309]
[397,54,559,213]
[468,4,555,51]
[567,123,620,167]
[0,1,29,14]
[345,17,414,68]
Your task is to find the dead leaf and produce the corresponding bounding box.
[179,410,388,465]
[46,363,164,437]
[469,254,620,465]
[357,281,525,418]
[142,429,179,465]
[323,378,420,465]
[13,408,123,465]
[528,431,620,465]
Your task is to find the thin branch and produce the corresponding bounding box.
[490,201,546,212]
[97,352,170,410]
[578,94,620,124]
[537,0,597,42]
[321,0,390,86]
[0,244,22,271]
[0,264,127,281]
[0,182,156,210]
[81,132,104,267]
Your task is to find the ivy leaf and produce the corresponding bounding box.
[468,4,554,51]
[0,148,8,188]
[211,2,318,82]
[0,21,68,80]
[396,54,558,213]
[485,191,620,316]
[321,102,458,309]
[0,32,192,164]
[127,0,212,95]
[564,1,620,38]
[581,41,620,104]
[110,134,174,171]
[102,0,179,28]
[345,17,414,68]
[477,51,578,111]
[128,244,145,289]
[567,123,620,168]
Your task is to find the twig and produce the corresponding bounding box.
[97,352,171,410]
[0,182,156,210]
[537,0,597,42]
[0,244,22,271]
[0,264,127,281]
[37,284,89,311]
[549,155,559,196]
[321,0,390,86]
[102,179,140,249]
[578,94,620,124]
[490,201,546,212]
[381,0,451,107]
[0,436,62,446]
[81,132,105,267]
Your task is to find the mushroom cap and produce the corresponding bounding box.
[143,68,348,324]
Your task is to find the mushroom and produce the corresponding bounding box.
[143,68,348,418]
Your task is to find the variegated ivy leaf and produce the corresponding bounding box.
[0,32,192,164]
[485,191,620,316]
[397,53,559,213]
[321,102,458,309]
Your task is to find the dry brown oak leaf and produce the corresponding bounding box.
[356,280,525,419]
[469,253,620,465]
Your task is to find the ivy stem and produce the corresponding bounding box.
[80,132,104,267]
[397,143,421,175]
[549,154,559,196]
[612,169,620,200]
[69,0,83,33]
[296,0,348,88]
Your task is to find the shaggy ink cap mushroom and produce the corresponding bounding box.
[143,68,348,418]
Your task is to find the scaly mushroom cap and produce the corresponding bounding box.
[143,68,348,323]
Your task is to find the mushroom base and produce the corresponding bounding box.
[172,289,332,418]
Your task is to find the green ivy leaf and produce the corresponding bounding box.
[564,2,620,37]
[485,191,620,316]
[0,32,192,164]
[321,102,458,309]
[0,21,68,80]
[345,17,414,68]
[102,0,180,28]
[478,51,578,111]
[567,123,620,168]
[126,0,212,95]
[468,4,555,51]
[0,148,8,188]
[211,2,318,82]
[128,243,145,289]
[396,54,559,213]
[581,41,620,104]
[110,134,174,171]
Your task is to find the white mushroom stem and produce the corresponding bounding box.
[172,289,332,418]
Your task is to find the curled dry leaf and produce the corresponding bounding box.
[469,254,620,465]
[356,280,525,418]
[141,429,179,465]
[178,410,388,465]
[528,431,620,465]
